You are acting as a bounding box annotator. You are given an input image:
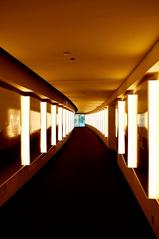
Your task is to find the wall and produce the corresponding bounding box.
[0,48,75,206]
[86,40,159,238]
[108,103,116,150]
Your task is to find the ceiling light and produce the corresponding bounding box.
[70,57,76,61]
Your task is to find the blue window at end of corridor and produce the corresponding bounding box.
[74,114,85,127]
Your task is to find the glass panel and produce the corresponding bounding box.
[0,87,21,184]
[135,81,148,194]
[124,100,128,164]
[30,97,41,162]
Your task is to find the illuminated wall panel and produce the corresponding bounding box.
[118,101,125,154]
[66,109,68,135]
[40,102,47,153]
[115,108,118,138]
[63,108,66,138]
[68,110,71,133]
[58,106,62,141]
[51,105,56,145]
[47,103,51,150]
[104,108,108,137]
[21,96,30,165]
[148,80,159,199]
[127,95,138,168]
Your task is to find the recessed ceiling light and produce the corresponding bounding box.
[70,57,76,61]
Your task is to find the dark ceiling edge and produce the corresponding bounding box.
[0,47,78,112]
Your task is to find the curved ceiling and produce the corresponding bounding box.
[0,0,159,113]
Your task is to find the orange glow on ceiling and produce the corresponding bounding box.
[1,0,159,112]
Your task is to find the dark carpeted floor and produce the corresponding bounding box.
[0,127,156,238]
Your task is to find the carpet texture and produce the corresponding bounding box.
[0,127,156,238]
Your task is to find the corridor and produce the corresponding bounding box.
[0,127,155,237]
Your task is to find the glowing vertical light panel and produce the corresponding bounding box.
[148,80,159,199]
[100,111,102,133]
[65,109,68,135]
[104,108,108,137]
[102,110,104,134]
[118,101,125,154]
[115,108,118,137]
[66,109,69,135]
[40,102,47,153]
[21,96,30,165]
[127,94,138,168]
[68,110,71,133]
[51,104,56,145]
[58,106,62,141]
[63,108,66,138]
